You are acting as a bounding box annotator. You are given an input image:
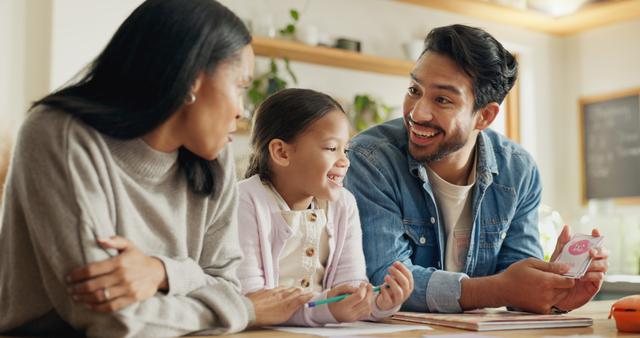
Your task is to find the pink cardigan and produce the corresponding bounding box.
[237,175,396,326]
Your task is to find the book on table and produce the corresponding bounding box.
[392,308,593,331]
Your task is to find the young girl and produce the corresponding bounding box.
[238,88,414,326]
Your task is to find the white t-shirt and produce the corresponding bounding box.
[426,156,477,272]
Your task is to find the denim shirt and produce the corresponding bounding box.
[344,118,543,313]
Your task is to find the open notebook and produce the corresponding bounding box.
[393,308,593,331]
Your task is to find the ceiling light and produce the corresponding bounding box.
[526,0,592,16]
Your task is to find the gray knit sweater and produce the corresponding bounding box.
[0,108,254,337]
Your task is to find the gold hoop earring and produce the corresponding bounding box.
[186,93,196,104]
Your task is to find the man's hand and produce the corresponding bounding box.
[551,225,609,312]
[494,258,576,313]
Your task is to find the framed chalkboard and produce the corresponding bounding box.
[579,88,640,203]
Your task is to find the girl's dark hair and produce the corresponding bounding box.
[32,0,251,195]
[421,24,518,111]
[245,88,345,180]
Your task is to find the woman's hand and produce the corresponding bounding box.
[375,261,414,311]
[247,287,313,327]
[328,283,373,322]
[66,236,167,312]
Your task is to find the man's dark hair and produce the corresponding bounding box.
[422,24,518,111]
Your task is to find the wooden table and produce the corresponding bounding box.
[0,301,631,337]
[225,300,631,337]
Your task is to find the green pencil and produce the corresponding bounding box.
[305,285,387,308]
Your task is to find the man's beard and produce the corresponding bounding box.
[410,139,465,163]
[405,115,467,163]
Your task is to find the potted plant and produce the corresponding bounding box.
[349,94,394,132]
[246,8,301,110]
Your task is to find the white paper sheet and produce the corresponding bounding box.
[422,334,499,338]
[268,321,432,336]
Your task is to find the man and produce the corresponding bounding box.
[345,24,608,314]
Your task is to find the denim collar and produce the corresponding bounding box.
[408,131,499,185]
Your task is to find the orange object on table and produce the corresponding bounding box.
[609,295,640,332]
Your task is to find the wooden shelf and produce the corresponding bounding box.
[396,0,640,36]
[252,36,414,77]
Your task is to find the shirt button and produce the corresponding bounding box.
[305,247,315,257]
[430,217,436,224]
[500,232,507,240]
[419,236,426,244]
[309,212,318,222]
[300,278,310,288]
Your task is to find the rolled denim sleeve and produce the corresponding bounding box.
[496,159,544,272]
[426,271,468,313]
[345,147,465,313]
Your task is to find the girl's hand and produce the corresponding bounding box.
[247,287,313,326]
[328,283,373,322]
[66,236,167,312]
[376,261,414,311]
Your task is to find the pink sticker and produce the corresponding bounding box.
[568,239,590,255]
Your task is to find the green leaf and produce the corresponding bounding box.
[267,77,287,95]
[279,24,295,36]
[248,80,265,106]
[354,96,366,112]
[283,58,298,84]
[355,95,372,112]
[374,110,384,124]
[290,9,299,21]
[275,78,287,90]
[363,96,372,109]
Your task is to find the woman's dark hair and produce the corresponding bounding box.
[421,24,518,111]
[245,88,345,180]
[32,0,251,195]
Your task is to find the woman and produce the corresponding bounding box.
[0,0,310,337]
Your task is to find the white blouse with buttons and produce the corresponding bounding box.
[264,182,330,293]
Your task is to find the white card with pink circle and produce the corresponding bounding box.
[554,233,604,279]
